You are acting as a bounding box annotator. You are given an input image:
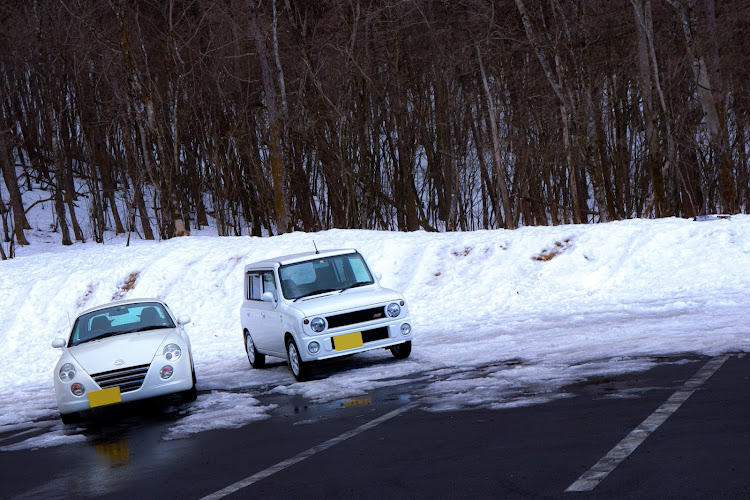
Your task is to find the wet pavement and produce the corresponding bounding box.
[1,353,748,499]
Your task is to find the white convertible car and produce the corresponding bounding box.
[52,298,196,423]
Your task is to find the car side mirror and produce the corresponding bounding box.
[52,338,66,349]
[177,315,191,326]
[261,291,277,304]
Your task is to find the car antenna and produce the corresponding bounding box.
[313,240,319,254]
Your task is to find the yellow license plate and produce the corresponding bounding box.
[88,387,122,408]
[334,332,363,351]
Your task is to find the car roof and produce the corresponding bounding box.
[244,248,358,270]
[78,298,167,316]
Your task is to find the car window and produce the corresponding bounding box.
[280,262,316,285]
[262,273,277,294]
[348,257,371,282]
[279,253,374,299]
[247,271,275,300]
[69,302,175,346]
[247,273,262,300]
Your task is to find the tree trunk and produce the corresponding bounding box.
[555,54,582,224]
[477,44,515,229]
[0,131,29,245]
[248,2,288,234]
[631,0,667,217]
[665,0,736,213]
[515,0,582,223]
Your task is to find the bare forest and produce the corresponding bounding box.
[1,0,748,257]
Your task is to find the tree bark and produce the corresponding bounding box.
[515,0,582,223]
[248,2,289,234]
[665,0,736,213]
[477,44,515,229]
[0,131,29,245]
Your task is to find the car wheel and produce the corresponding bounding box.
[245,332,265,368]
[60,412,80,425]
[182,365,198,402]
[390,341,412,359]
[286,338,311,382]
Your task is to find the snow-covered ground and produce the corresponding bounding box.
[1,214,749,450]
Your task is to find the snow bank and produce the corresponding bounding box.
[1,216,749,447]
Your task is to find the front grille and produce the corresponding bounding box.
[92,364,150,393]
[362,327,389,343]
[327,306,386,329]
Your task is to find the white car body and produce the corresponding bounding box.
[52,298,195,422]
[240,249,413,381]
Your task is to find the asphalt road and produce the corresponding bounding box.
[1,353,748,499]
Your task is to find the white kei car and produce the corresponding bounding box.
[52,298,196,423]
[240,249,413,381]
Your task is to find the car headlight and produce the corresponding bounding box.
[59,363,76,382]
[310,317,326,333]
[163,343,182,361]
[160,365,174,379]
[401,323,411,336]
[386,302,401,318]
[70,383,85,396]
[308,341,320,354]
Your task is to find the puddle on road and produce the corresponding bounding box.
[0,354,706,451]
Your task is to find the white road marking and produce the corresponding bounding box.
[200,401,418,500]
[565,355,729,492]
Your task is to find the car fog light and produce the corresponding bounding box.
[308,341,320,354]
[386,302,401,317]
[400,323,411,336]
[310,317,326,332]
[160,365,174,379]
[70,383,85,396]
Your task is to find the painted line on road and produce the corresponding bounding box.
[200,401,418,500]
[565,355,729,492]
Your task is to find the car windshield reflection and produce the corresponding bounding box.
[69,302,175,347]
[279,252,374,300]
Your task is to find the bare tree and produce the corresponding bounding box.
[247,1,289,234]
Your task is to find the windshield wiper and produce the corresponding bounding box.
[131,325,170,333]
[74,331,124,346]
[294,288,338,302]
[339,281,372,292]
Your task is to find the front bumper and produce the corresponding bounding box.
[55,354,194,415]
[296,318,412,362]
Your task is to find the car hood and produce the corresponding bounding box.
[289,286,403,317]
[68,329,174,374]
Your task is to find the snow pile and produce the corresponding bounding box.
[1,215,749,448]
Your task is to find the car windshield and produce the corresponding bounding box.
[69,302,175,347]
[279,252,374,300]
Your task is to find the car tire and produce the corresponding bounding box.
[390,341,412,359]
[245,331,265,368]
[182,365,198,402]
[60,412,80,425]
[286,337,311,382]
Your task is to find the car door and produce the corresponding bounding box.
[242,271,273,353]
[243,270,284,355]
[259,271,286,354]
